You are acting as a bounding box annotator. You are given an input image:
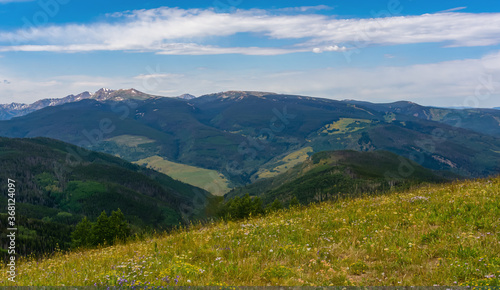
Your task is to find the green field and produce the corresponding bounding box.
[321,118,373,135]
[3,176,499,286]
[134,155,231,196]
[255,147,313,179]
[106,135,156,147]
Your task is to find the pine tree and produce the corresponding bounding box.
[239,194,252,219]
[268,198,283,212]
[109,208,131,243]
[91,211,111,246]
[289,196,300,208]
[71,216,92,248]
[250,196,264,216]
[228,197,241,219]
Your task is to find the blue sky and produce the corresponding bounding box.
[0,0,499,107]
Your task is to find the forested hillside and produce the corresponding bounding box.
[0,137,212,256]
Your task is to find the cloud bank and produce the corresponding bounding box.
[0,7,499,55]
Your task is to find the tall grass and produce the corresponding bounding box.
[1,177,499,286]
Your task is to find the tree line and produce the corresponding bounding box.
[71,209,131,248]
[217,193,300,221]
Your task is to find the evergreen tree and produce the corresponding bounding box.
[71,216,92,248]
[227,197,241,219]
[109,208,131,243]
[217,194,265,220]
[239,194,252,219]
[250,196,264,216]
[289,196,300,208]
[268,198,283,212]
[91,211,111,246]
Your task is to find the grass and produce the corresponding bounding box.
[321,118,373,135]
[255,147,313,179]
[1,176,499,286]
[134,155,231,196]
[106,135,156,147]
[383,113,396,123]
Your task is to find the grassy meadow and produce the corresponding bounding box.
[321,118,373,135]
[134,155,231,196]
[1,176,499,287]
[106,135,156,147]
[255,147,313,179]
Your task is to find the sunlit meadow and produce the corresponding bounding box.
[1,177,499,287]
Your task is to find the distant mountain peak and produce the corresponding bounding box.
[0,91,93,120]
[176,94,197,100]
[91,88,115,100]
[224,90,277,97]
[90,88,155,101]
[199,90,277,102]
[0,88,156,120]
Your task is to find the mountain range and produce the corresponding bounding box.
[1,89,500,191]
[345,100,500,136]
[0,88,196,120]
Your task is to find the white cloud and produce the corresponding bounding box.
[0,7,499,55]
[313,45,347,53]
[156,43,309,55]
[274,5,334,12]
[438,7,467,13]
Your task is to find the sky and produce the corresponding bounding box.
[0,0,499,108]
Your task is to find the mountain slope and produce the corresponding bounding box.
[345,100,500,137]
[3,176,499,286]
[0,137,212,255]
[1,91,500,187]
[226,150,454,205]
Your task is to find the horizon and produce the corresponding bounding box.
[0,0,499,107]
[1,87,499,109]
